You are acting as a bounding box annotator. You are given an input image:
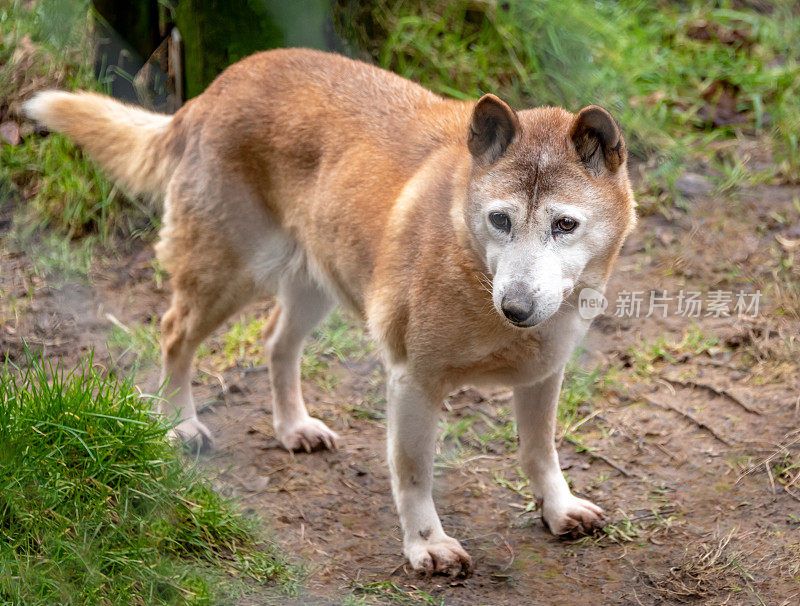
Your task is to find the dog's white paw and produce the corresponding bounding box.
[168,417,213,452]
[404,535,472,576]
[542,494,606,538]
[277,416,338,452]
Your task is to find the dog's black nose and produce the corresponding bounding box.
[501,289,535,325]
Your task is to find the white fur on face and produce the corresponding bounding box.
[470,191,612,327]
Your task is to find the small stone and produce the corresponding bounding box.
[241,476,270,492]
[675,171,713,198]
[0,121,21,145]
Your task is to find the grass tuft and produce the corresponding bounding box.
[642,530,759,603]
[223,313,270,368]
[0,347,291,604]
[349,581,443,606]
[0,0,154,248]
[301,308,373,391]
[107,316,162,366]
[1,134,129,240]
[625,325,720,377]
[558,355,617,434]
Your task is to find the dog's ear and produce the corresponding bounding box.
[570,105,626,175]
[468,94,520,165]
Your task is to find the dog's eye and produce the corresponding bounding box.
[554,217,578,233]
[489,212,512,233]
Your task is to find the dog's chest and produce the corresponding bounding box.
[451,309,590,388]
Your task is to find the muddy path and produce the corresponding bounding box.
[2,183,799,605]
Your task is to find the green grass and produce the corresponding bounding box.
[438,353,616,466]
[107,316,162,366]
[0,348,292,604]
[301,308,372,390]
[223,313,271,368]
[0,226,96,282]
[584,508,674,547]
[0,0,97,101]
[0,0,152,246]
[213,308,372,390]
[345,367,387,422]
[339,0,800,209]
[348,581,443,606]
[439,404,517,455]
[626,324,720,377]
[0,134,143,241]
[558,356,617,434]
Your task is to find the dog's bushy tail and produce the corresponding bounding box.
[23,90,184,199]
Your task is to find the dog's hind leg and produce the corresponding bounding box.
[155,181,256,449]
[159,272,252,449]
[266,274,339,452]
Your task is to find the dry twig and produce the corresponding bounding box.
[640,530,761,603]
[738,429,800,502]
[642,395,732,446]
[661,376,761,415]
[564,436,633,477]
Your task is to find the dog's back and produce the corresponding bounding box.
[25,49,471,307]
[179,49,473,304]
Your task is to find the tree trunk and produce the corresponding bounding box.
[173,0,337,99]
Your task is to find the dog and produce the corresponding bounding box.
[25,48,636,575]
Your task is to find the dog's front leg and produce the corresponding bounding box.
[386,366,472,575]
[514,368,606,537]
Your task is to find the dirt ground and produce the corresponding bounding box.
[2,177,799,605]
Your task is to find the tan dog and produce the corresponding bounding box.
[25,48,636,575]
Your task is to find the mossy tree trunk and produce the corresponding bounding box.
[173,0,337,99]
[92,1,340,101]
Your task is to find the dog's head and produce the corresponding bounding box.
[463,94,636,328]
